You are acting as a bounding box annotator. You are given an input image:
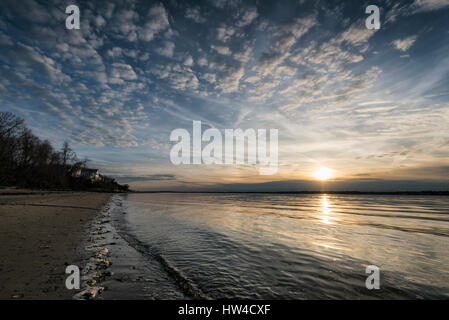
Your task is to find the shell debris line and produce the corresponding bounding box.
[74,202,116,300]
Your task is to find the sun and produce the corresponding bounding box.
[314,167,333,181]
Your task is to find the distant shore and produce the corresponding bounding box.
[132,190,449,195]
[0,191,112,299]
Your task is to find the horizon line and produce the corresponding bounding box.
[129,190,449,195]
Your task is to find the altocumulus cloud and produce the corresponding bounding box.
[0,0,448,190]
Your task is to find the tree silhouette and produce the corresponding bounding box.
[0,112,129,192]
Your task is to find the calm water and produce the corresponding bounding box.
[110,193,449,299]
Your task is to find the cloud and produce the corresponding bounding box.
[236,7,258,27]
[217,26,236,42]
[185,7,206,23]
[355,105,398,113]
[392,36,417,52]
[197,57,208,66]
[117,174,177,183]
[0,71,73,121]
[151,64,199,91]
[211,44,232,55]
[184,55,194,66]
[386,0,449,23]
[202,73,217,83]
[411,0,449,12]
[155,41,175,57]
[2,0,51,24]
[109,63,138,84]
[358,100,393,106]
[109,8,138,40]
[257,16,317,75]
[94,15,106,28]
[175,178,449,192]
[209,0,240,9]
[215,64,245,93]
[336,21,377,46]
[107,47,123,57]
[138,3,170,41]
[1,42,71,84]
[233,45,252,63]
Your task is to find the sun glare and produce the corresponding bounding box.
[314,167,332,181]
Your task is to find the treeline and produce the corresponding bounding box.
[0,112,129,192]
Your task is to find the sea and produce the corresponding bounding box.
[92,193,449,299]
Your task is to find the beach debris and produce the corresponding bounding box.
[74,196,123,300]
[11,294,24,299]
[98,247,109,256]
[92,227,109,235]
[73,286,104,300]
[92,246,112,270]
[95,257,111,269]
[81,264,93,276]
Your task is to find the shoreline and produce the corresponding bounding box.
[0,191,113,299]
[78,194,188,300]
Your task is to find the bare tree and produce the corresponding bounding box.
[61,141,75,167]
[0,112,129,191]
[0,112,24,138]
[0,112,24,184]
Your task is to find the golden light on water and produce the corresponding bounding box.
[320,195,333,225]
[314,167,333,181]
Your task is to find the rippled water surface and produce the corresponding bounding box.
[114,193,449,299]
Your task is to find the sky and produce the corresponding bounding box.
[0,0,448,191]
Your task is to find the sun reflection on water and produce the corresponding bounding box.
[320,194,334,225]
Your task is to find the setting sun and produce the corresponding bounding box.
[314,167,333,181]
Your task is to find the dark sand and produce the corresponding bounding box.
[0,191,112,299]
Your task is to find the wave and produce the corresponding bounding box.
[111,209,209,300]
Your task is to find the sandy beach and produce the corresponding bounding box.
[0,190,112,299]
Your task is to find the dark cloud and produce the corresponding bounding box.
[116,174,177,183]
[190,179,449,192]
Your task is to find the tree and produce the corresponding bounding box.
[0,112,130,192]
[0,112,25,184]
[61,141,75,167]
[0,112,24,138]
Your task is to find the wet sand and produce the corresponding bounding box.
[0,191,112,299]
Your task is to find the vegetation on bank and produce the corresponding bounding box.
[0,112,129,192]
